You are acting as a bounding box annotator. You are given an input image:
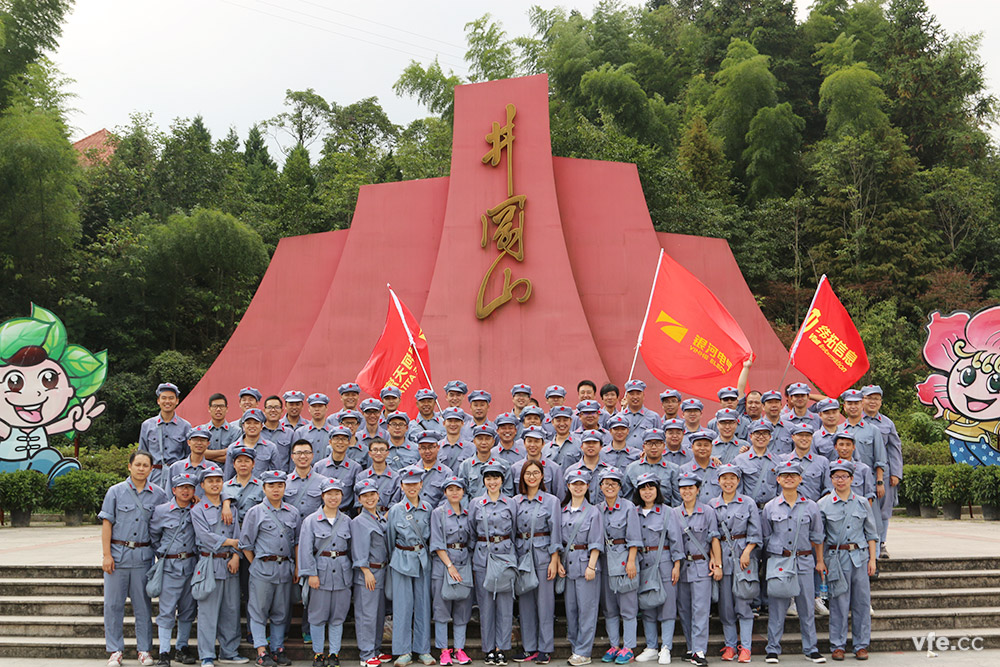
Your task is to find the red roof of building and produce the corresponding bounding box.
[72,128,115,166]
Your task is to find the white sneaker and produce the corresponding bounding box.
[787,600,798,617]
[658,647,671,665]
[636,648,659,663]
[138,652,155,666]
[108,652,123,667]
[814,597,829,616]
[569,655,592,666]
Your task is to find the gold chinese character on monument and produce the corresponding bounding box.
[477,103,533,319]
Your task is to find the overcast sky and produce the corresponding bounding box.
[54,0,998,152]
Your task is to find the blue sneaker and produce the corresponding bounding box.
[603,649,619,663]
[615,649,633,665]
[303,632,312,643]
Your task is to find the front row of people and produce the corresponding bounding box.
[101,450,877,667]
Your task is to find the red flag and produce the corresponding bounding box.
[789,275,869,396]
[356,287,432,416]
[638,250,754,400]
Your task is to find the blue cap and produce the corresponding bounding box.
[598,467,624,483]
[717,387,738,400]
[320,477,345,494]
[521,425,546,440]
[338,383,361,395]
[360,398,383,412]
[681,398,704,411]
[581,429,604,443]
[787,382,810,396]
[520,405,545,421]
[717,463,741,479]
[624,379,646,392]
[565,467,592,484]
[261,470,288,483]
[240,408,264,424]
[187,426,210,440]
[232,446,256,461]
[607,414,628,429]
[834,431,856,443]
[777,460,803,476]
[354,478,380,497]
[328,425,352,439]
[481,460,506,478]
[577,400,601,413]
[748,420,773,434]
[443,475,466,491]
[238,387,262,401]
[385,411,409,425]
[677,472,701,487]
[283,390,305,403]
[715,408,738,422]
[200,465,224,481]
[472,424,497,439]
[643,428,666,442]
[156,382,180,397]
[545,385,567,398]
[761,390,782,403]
[840,389,862,402]
[380,386,401,400]
[511,383,532,396]
[861,385,883,397]
[307,393,329,406]
[634,472,659,489]
[816,398,840,412]
[444,380,469,395]
[417,431,440,445]
[336,409,362,423]
[495,412,519,427]
[660,389,681,401]
[689,430,714,443]
[790,423,814,436]
[172,472,198,488]
[441,407,468,421]
[469,389,492,403]
[549,405,574,419]
[415,388,438,401]
[830,459,856,475]
[662,418,684,432]
[399,464,425,482]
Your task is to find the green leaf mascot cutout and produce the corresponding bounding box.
[0,304,107,482]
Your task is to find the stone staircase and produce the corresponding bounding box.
[1,557,999,660]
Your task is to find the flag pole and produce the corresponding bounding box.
[783,275,826,390]
[387,284,442,412]
[627,249,665,383]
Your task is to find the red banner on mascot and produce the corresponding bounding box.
[356,286,433,416]
[789,275,869,397]
[638,250,754,400]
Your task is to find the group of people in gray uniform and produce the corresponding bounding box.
[102,371,900,667]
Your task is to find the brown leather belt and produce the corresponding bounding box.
[201,552,231,558]
[569,544,590,551]
[111,540,150,548]
[446,542,467,549]
[320,550,348,557]
[164,552,196,559]
[720,533,747,542]
[517,531,550,539]
[368,562,383,569]
[395,543,424,551]
[608,538,628,545]
[781,550,813,557]
[477,534,511,543]
[644,546,662,553]
[831,544,857,551]
[685,554,706,561]
[259,555,291,562]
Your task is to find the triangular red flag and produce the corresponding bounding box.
[356,287,432,416]
[789,275,869,396]
[639,250,754,400]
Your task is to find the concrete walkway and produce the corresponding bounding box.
[3,515,1000,566]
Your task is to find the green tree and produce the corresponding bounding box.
[0,0,74,110]
[395,117,452,180]
[393,59,463,122]
[464,14,516,82]
[677,115,729,195]
[818,63,888,138]
[743,102,804,202]
[276,144,320,237]
[266,88,330,154]
[707,39,777,167]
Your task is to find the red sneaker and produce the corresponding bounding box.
[737,648,751,663]
[721,647,736,662]
[439,650,452,666]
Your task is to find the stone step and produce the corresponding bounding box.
[0,565,102,579]
[0,577,105,596]
[877,556,1000,573]
[871,569,1000,590]
[871,587,1000,609]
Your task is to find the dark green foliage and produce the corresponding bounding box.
[48,469,102,511]
[931,463,975,506]
[0,469,48,511]
[971,466,1000,507]
[899,464,940,506]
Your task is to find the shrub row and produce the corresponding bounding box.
[899,463,1000,507]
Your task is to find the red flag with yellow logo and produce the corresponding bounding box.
[356,286,432,416]
[789,275,869,396]
[638,250,754,400]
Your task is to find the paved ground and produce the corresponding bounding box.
[4,515,1000,566]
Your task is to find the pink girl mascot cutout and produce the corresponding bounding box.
[916,306,1000,466]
